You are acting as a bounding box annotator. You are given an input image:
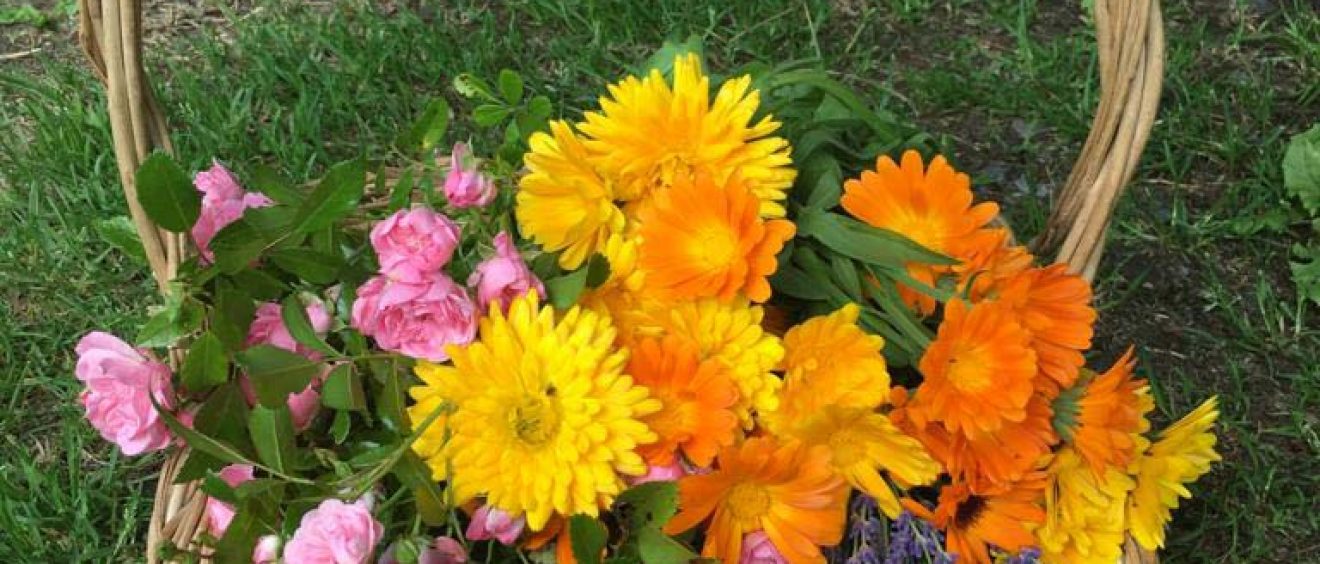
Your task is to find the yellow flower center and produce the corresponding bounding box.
[828,428,866,467]
[509,394,561,446]
[947,344,993,393]
[725,482,771,525]
[691,225,740,270]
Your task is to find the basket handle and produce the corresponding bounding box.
[1035,0,1165,283]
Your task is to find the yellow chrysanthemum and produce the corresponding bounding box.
[517,120,626,269]
[1126,397,1220,550]
[579,233,655,341]
[1038,447,1134,564]
[645,298,784,428]
[578,53,796,215]
[406,292,660,531]
[770,304,891,430]
[781,407,941,519]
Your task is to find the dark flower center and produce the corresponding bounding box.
[953,495,988,529]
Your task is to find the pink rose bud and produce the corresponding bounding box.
[370,208,461,283]
[74,332,175,456]
[247,301,332,359]
[253,534,282,563]
[740,531,788,564]
[465,504,526,546]
[191,161,272,262]
[442,143,496,208]
[284,498,383,564]
[629,461,687,485]
[204,464,256,536]
[420,537,469,564]
[467,232,545,313]
[350,273,477,362]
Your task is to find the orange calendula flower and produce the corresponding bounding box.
[627,336,740,467]
[908,299,1038,436]
[899,393,1057,490]
[904,478,1046,564]
[1056,348,1153,476]
[991,264,1097,392]
[766,304,890,431]
[578,53,796,214]
[637,173,794,303]
[841,150,1000,315]
[665,437,848,564]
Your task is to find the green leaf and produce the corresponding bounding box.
[829,255,863,299]
[392,451,449,525]
[136,298,203,348]
[1290,243,1320,305]
[616,481,679,529]
[473,104,514,127]
[94,216,147,264]
[372,360,410,432]
[322,364,366,411]
[643,35,704,77]
[175,449,225,483]
[398,98,452,153]
[236,345,320,408]
[181,332,229,392]
[1283,124,1320,216]
[250,164,304,206]
[201,470,240,505]
[280,295,336,356]
[193,383,255,455]
[796,208,955,268]
[636,527,697,563]
[330,410,352,444]
[209,216,269,274]
[291,159,366,234]
[453,73,498,101]
[546,254,610,309]
[526,95,553,122]
[270,247,343,285]
[387,167,416,213]
[569,515,608,564]
[498,69,524,104]
[154,393,255,468]
[213,282,256,351]
[230,268,287,301]
[214,494,279,564]
[135,152,200,232]
[248,405,297,474]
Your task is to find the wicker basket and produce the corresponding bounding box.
[75,0,1165,561]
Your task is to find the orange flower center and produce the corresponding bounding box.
[725,482,772,524]
[946,344,994,393]
[509,394,561,446]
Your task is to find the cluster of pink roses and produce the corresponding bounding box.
[351,201,542,362]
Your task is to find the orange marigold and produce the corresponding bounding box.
[991,264,1096,393]
[904,477,1046,564]
[665,437,848,564]
[909,299,1038,436]
[842,151,1000,315]
[627,336,740,467]
[897,392,1057,490]
[1059,348,1153,476]
[637,173,795,303]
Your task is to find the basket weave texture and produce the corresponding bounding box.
[73,0,1165,561]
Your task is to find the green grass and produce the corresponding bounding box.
[1,0,1317,561]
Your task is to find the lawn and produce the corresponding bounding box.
[1,0,1316,561]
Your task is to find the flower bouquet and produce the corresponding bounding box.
[76,44,1217,564]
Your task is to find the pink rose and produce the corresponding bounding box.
[243,301,333,429]
[629,461,687,485]
[191,161,273,262]
[467,232,545,313]
[466,505,526,546]
[284,498,383,564]
[74,332,174,456]
[204,464,256,536]
[247,301,333,359]
[740,531,788,564]
[442,143,496,208]
[369,208,461,283]
[351,274,477,362]
[253,535,282,563]
[422,537,469,564]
